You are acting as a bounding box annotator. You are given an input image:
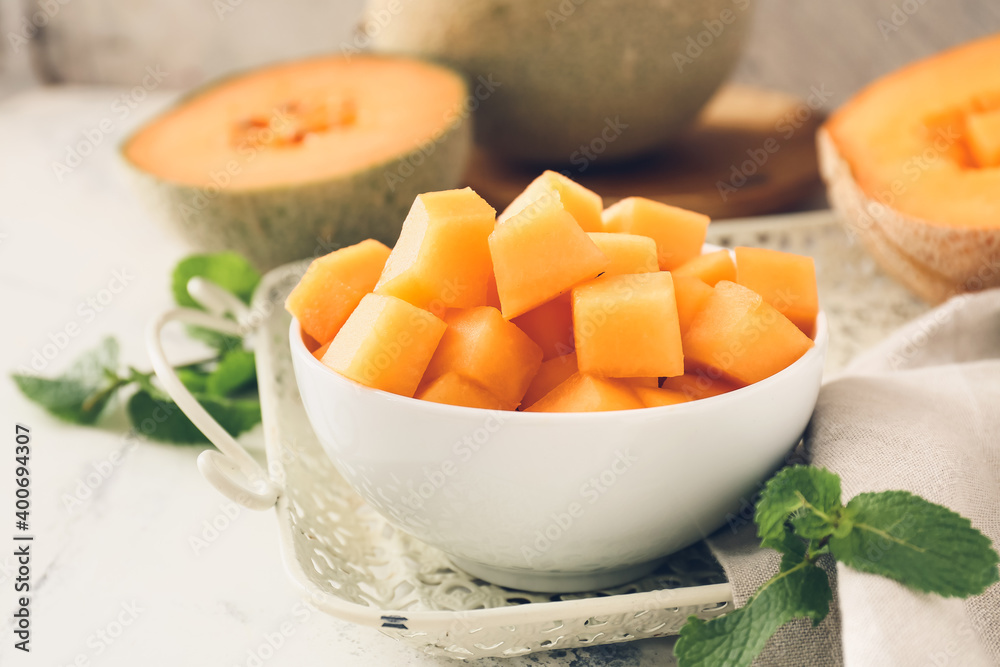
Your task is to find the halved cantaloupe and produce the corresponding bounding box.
[587,233,659,276]
[375,188,496,315]
[285,239,391,344]
[601,197,710,271]
[683,281,813,385]
[322,293,447,397]
[511,294,574,361]
[572,272,683,379]
[416,372,509,410]
[122,55,471,269]
[819,34,1000,303]
[735,247,818,337]
[489,193,609,319]
[520,352,579,410]
[498,170,603,232]
[524,373,643,413]
[673,249,736,286]
[672,275,716,335]
[634,386,691,408]
[423,307,543,407]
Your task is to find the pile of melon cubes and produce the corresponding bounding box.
[286,171,818,412]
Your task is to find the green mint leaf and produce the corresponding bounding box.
[186,326,244,352]
[205,349,256,397]
[675,560,832,667]
[12,337,125,424]
[756,465,844,545]
[127,388,260,445]
[773,530,809,572]
[175,367,209,394]
[830,491,1000,597]
[171,251,260,309]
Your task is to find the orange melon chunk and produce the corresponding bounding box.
[634,386,691,408]
[682,281,813,385]
[423,306,543,407]
[672,275,715,335]
[498,170,603,232]
[524,373,643,413]
[312,341,331,361]
[966,108,1000,168]
[601,197,710,270]
[672,249,736,286]
[520,352,578,409]
[323,293,446,397]
[660,372,741,400]
[285,239,391,344]
[489,193,609,319]
[416,372,509,410]
[375,188,496,315]
[734,247,819,337]
[586,233,659,276]
[511,294,574,361]
[572,272,683,379]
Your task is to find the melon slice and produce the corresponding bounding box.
[511,294,574,361]
[416,372,509,410]
[312,341,331,361]
[489,193,609,319]
[682,281,813,385]
[601,197,710,270]
[673,275,715,335]
[819,34,1000,303]
[520,352,578,410]
[660,372,741,400]
[634,386,691,408]
[587,233,659,276]
[572,272,683,379]
[375,188,496,315]
[285,239,391,344]
[423,307,543,407]
[499,170,603,232]
[673,250,736,286]
[735,247,818,337]
[121,55,471,269]
[966,108,1000,168]
[524,373,643,413]
[322,293,447,397]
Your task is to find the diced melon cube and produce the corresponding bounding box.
[285,239,391,344]
[572,272,684,379]
[673,275,716,335]
[375,188,496,314]
[634,386,691,408]
[489,192,609,319]
[499,170,603,232]
[322,293,447,397]
[734,247,819,337]
[966,107,1000,168]
[601,197,710,270]
[660,372,741,400]
[520,352,578,410]
[524,373,643,412]
[416,372,510,410]
[624,377,660,388]
[673,249,736,286]
[587,232,659,276]
[682,281,813,385]
[423,306,543,407]
[511,294,574,361]
[312,341,331,361]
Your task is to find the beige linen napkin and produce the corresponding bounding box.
[707,288,1000,666]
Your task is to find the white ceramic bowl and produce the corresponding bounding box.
[290,313,827,593]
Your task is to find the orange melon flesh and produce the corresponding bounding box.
[586,233,659,276]
[375,188,496,314]
[572,272,684,379]
[122,56,468,189]
[301,330,322,353]
[322,293,447,397]
[735,247,819,337]
[416,372,509,410]
[520,352,578,409]
[312,341,331,361]
[511,294,574,361]
[285,239,391,344]
[601,197,710,271]
[422,307,543,407]
[489,193,609,319]
[660,372,741,400]
[498,170,603,232]
[966,107,1000,168]
[672,250,736,286]
[682,281,813,385]
[524,373,643,413]
[673,275,715,335]
[634,386,691,408]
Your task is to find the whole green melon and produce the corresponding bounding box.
[121,55,471,269]
[364,0,751,164]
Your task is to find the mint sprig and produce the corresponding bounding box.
[675,466,999,666]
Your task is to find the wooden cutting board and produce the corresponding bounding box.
[463,85,826,219]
